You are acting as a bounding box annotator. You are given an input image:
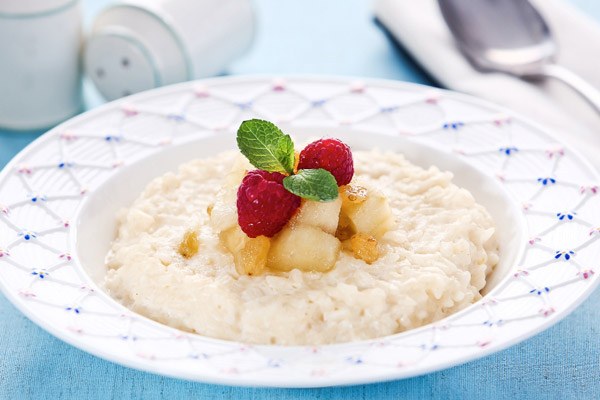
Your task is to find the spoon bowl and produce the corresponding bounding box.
[438,0,600,113]
[438,0,554,75]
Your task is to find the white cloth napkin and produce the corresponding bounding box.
[374,0,600,168]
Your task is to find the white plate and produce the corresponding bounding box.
[0,76,598,387]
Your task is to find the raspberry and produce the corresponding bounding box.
[297,139,354,185]
[237,170,301,238]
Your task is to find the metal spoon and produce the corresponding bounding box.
[438,0,600,113]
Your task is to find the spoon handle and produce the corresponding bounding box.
[536,64,600,114]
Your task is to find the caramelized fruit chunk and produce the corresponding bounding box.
[178,230,199,259]
[341,184,368,204]
[335,212,356,241]
[220,226,270,275]
[349,233,379,264]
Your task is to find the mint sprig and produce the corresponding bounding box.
[237,119,339,202]
[283,169,339,202]
[237,119,295,174]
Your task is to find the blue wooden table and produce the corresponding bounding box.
[1,1,599,399]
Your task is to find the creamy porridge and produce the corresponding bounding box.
[104,149,499,345]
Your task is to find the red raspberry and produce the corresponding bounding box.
[237,170,301,238]
[297,138,354,185]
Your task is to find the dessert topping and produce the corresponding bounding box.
[341,184,368,204]
[298,138,354,185]
[349,233,379,264]
[178,230,199,259]
[237,170,301,238]
[235,119,345,237]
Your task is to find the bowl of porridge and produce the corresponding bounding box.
[2,76,597,387]
[76,121,524,346]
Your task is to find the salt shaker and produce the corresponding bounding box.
[0,0,83,130]
[84,0,255,101]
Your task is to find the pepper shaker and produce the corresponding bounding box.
[84,0,255,101]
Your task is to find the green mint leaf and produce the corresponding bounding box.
[276,134,295,173]
[283,169,339,202]
[237,119,295,174]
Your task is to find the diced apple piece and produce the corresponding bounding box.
[267,225,341,272]
[219,225,246,253]
[340,186,393,238]
[235,236,270,276]
[290,197,342,234]
[220,226,270,275]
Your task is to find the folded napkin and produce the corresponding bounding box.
[374,0,600,168]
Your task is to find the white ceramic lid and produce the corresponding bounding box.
[85,28,159,101]
[0,0,76,15]
[84,4,189,101]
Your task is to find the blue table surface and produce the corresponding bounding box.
[1,1,599,399]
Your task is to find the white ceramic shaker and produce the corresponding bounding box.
[0,0,83,130]
[84,0,255,101]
